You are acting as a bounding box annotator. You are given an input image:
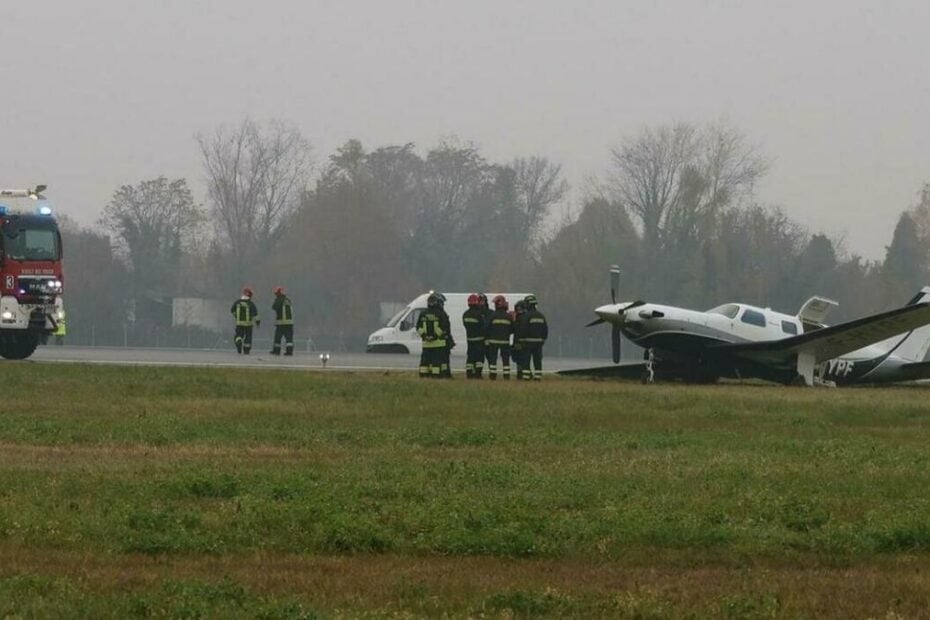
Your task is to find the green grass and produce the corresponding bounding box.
[1,363,929,617]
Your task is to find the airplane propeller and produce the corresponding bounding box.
[585,265,647,363]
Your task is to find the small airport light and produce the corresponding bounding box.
[319,352,330,368]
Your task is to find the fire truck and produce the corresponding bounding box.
[0,186,64,359]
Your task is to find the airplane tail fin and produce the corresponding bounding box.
[893,287,930,362]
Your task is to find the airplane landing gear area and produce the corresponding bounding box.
[641,348,656,384]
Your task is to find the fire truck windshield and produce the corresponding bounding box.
[5,228,60,261]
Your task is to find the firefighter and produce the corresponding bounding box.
[270,286,294,356]
[485,295,514,380]
[515,294,548,380]
[436,293,454,377]
[230,287,260,355]
[417,293,451,378]
[462,293,487,378]
[510,299,528,379]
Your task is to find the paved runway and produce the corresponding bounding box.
[29,346,604,374]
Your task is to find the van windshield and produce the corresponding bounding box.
[386,307,410,328]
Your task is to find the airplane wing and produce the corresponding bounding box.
[558,362,649,379]
[710,302,930,366]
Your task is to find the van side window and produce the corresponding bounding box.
[781,320,798,335]
[399,309,421,332]
[740,308,767,327]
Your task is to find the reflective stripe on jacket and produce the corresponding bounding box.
[231,299,258,326]
[273,296,294,325]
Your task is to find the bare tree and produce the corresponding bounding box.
[512,156,568,250]
[609,121,768,250]
[197,119,313,281]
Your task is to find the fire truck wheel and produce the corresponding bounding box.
[0,334,39,360]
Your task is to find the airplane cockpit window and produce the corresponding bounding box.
[740,308,767,327]
[399,309,422,332]
[708,304,740,319]
[781,320,799,335]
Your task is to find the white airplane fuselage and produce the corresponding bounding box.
[594,301,927,385]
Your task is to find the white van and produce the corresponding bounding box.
[366,292,531,355]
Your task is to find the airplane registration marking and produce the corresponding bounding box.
[819,358,855,377]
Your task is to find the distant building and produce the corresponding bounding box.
[172,298,226,332]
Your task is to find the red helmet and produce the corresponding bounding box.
[273,286,285,296]
[242,287,253,297]
[467,293,480,307]
[493,295,508,310]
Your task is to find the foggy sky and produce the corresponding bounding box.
[2,0,928,259]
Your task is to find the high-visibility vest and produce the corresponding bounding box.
[417,311,447,348]
[234,300,255,326]
[55,315,67,336]
[275,298,294,325]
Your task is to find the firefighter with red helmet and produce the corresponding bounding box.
[462,293,487,378]
[484,295,514,380]
[230,287,260,354]
[270,286,294,356]
[417,293,452,378]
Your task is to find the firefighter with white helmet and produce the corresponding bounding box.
[230,287,260,354]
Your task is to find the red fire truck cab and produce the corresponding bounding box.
[0,186,64,359]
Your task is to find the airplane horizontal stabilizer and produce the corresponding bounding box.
[710,302,930,366]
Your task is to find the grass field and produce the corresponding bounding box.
[2,363,930,618]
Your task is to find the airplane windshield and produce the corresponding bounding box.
[708,304,740,319]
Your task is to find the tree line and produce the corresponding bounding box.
[61,119,930,355]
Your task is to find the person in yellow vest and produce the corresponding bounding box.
[270,286,294,356]
[54,308,67,345]
[416,293,451,378]
[230,287,260,354]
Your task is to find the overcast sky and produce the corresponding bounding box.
[2,0,927,258]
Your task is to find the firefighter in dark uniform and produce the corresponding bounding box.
[417,293,452,378]
[515,294,548,380]
[270,286,295,355]
[510,299,528,379]
[484,295,514,380]
[436,293,454,377]
[462,293,486,378]
[230,287,260,354]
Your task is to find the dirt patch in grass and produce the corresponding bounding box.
[2,549,929,618]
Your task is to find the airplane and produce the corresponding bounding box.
[564,266,930,386]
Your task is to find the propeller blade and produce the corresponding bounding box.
[586,317,606,327]
[620,300,646,312]
[609,265,620,305]
[612,324,621,363]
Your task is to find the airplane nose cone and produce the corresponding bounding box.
[595,304,619,322]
